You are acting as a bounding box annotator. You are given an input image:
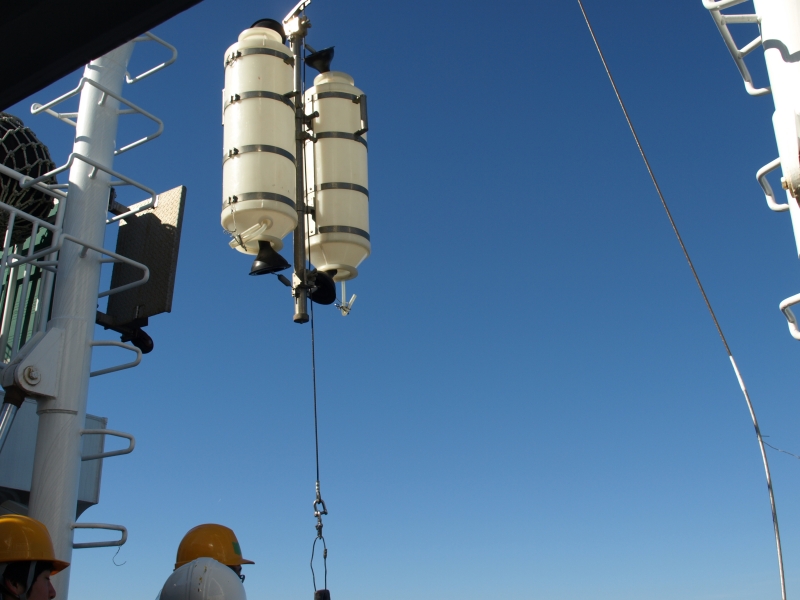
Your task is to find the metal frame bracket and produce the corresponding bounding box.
[0,328,65,399]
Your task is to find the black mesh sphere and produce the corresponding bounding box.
[0,113,56,248]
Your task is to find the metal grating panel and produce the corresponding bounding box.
[107,185,186,325]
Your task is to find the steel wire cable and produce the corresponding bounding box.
[309,299,328,592]
[302,36,328,591]
[576,2,786,598]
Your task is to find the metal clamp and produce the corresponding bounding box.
[225,48,294,67]
[703,0,769,96]
[80,428,135,460]
[224,91,295,111]
[223,144,296,165]
[225,50,242,67]
[72,523,127,549]
[283,0,312,31]
[88,340,143,377]
[355,94,368,136]
[126,32,178,84]
[314,131,368,149]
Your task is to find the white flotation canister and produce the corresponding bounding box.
[303,71,370,281]
[222,23,296,255]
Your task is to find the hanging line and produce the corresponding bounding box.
[302,35,329,591]
[576,2,786,599]
[308,196,329,594]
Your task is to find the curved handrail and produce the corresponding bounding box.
[88,340,142,377]
[80,428,136,461]
[72,523,127,549]
[756,157,790,212]
[126,32,178,84]
[780,293,800,340]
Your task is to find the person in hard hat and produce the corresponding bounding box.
[174,524,253,582]
[0,514,69,600]
[160,558,245,600]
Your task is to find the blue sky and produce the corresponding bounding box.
[7,0,800,598]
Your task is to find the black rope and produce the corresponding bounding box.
[575,2,786,599]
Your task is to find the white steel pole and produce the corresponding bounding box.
[27,42,134,600]
[754,0,800,256]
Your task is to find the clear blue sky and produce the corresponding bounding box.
[7,0,800,598]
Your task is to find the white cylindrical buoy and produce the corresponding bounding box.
[222,24,297,255]
[303,71,370,281]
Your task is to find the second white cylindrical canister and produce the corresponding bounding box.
[303,71,370,281]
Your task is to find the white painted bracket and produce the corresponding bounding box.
[780,292,800,340]
[0,328,64,399]
[72,523,127,549]
[773,109,800,198]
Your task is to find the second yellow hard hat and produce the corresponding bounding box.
[175,524,254,570]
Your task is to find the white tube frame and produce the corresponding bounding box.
[703,0,770,96]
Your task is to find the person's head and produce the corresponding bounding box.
[2,561,55,600]
[0,515,69,600]
[175,524,253,579]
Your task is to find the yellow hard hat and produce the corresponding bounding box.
[0,515,69,573]
[175,524,254,570]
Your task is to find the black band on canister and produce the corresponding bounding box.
[317,182,368,198]
[224,90,295,110]
[316,225,370,240]
[227,191,296,208]
[226,47,294,66]
[314,131,367,149]
[224,144,296,165]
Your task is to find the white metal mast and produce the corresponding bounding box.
[704,0,800,339]
[28,42,135,598]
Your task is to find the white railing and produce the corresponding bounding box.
[703,0,770,96]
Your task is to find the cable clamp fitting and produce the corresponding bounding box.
[313,481,328,538]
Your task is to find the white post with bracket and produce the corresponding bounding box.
[753,0,800,256]
[26,42,134,600]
